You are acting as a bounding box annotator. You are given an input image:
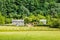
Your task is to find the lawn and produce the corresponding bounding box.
[0,31,60,40]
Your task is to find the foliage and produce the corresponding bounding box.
[5,18,12,24]
[0,12,5,24]
[49,18,60,28]
[0,0,59,17]
[0,0,60,24]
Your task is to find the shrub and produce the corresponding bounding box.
[24,17,32,24]
[0,12,5,24]
[49,18,60,28]
[5,18,12,24]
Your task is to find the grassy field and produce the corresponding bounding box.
[0,26,60,31]
[0,26,60,40]
[0,31,60,40]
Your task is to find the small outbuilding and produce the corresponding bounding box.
[12,19,24,26]
[40,19,47,25]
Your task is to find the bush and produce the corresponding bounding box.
[0,12,5,24]
[5,18,12,24]
[0,16,5,24]
[24,17,32,24]
[49,18,60,28]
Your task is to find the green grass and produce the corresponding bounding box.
[0,31,60,40]
[0,26,60,31]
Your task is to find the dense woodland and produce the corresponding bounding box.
[0,0,60,27]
